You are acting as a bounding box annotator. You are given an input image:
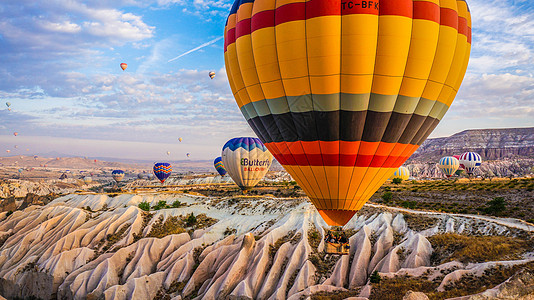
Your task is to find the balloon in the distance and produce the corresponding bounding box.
[438,156,460,178]
[459,152,481,175]
[389,167,410,181]
[167,151,171,156]
[83,177,93,184]
[221,137,272,190]
[453,155,464,169]
[178,137,183,142]
[18,168,23,173]
[5,150,10,153]
[186,153,190,158]
[153,162,172,183]
[213,156,227,176]
[112,170,125,182]
[209,71,216,79]
[13,132,17,136]
[120,63,127,71]
[224,0,472,226]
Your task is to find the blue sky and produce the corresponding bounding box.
[0,0,533,160]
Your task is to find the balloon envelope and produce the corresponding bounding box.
[214,156,227,176]
[13,132,17,136]
[112,170,125,182]
[154,163,172,183]
[179,137,183,142]
[209,71,216,79]
[224,0,471,226]
[5,102,10,107]
[221,137,272,190]
[389,166,410,181]
[459,152,481,175]
[83,177,93,184]
[439,156,460,177]
[120,63,127,71]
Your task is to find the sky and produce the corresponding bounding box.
[0,0,533,161]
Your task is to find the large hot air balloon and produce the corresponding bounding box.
[214,156,227,176]
[459,152,481,175]
[120,63,128,71]
[224,0,471,226]
[154,163,172,183]
[112,170,125,182]
[389,166,410,181]
[438,156,460,178]
[83,177,93,184]
[209,71,216,79]
[221,137,272,190]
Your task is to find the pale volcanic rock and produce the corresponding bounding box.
[0,192,532,299]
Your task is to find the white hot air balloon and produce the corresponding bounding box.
[221,137,272,190]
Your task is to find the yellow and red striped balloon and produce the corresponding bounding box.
[224,0,471,226]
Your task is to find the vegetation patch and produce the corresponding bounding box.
[402,213,439,232]
[428,233,531,265]
[147,216,187,238]
[311,289,361,300]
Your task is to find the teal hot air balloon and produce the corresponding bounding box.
[154,162,172,183]
[112,170,125,183]
[214,156,227,176]
[221,137,273,190]
[439,156,460,178]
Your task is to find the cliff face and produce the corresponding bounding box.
[410,127,534,162]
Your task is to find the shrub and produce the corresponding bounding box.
[483,197,506,216]
[392,178,402,185]
[381,192,393,202]
[171,200,182,208]
[186,213,197,226]
[370,271,381,284]
[152,200,169,210]
[138,202,150,211]
[400,201,417,209]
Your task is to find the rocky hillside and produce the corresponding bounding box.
[0,193,532,299]
[409,127,534,162]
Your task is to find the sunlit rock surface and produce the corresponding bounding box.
[0,192,532,299]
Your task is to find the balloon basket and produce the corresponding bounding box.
[325,242,350,255]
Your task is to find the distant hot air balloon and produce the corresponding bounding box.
[13,132,18,136]
[137,173,145,179]
[14,145,18,148]
[56,157,60,160]
[389,166,410,181]
[178,137,183,142]
[459,152,481,175]
[94,159,98,163]
[453,155,464,169]
[214,156,227,176]
[83,177,93,184]
[209,71,216,79]
[221,137,272,190]
[439,156,460,178]
[112,170,125,183]
[186,153,190,158]
[6,150,10,153]
[18,168,23,173]
[120,63,127,71]
[26,149,29,151]
[5,102,10,108]
[167,151,171,156]
[33,155,38,160]
[153,163,172,183]
[224,0,472,226]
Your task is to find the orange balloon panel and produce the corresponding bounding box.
[224,0,471,226]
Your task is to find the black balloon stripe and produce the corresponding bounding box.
[247,111,438,144]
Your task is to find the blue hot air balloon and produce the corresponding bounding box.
[214,156,227,176]
[439,156,460,178]
[112,170,125,183]
[154,162,172,183]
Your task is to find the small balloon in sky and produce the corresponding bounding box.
[186,153,190,158]
[120,63,127,71]
[5,102,10,107]
[178,137,183,142]
[13,132,18,136]
[209,71,216,79]
[167,151,171,156]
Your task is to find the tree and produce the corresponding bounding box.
[483,197,506,216]
[370,271,381,284]
[186,213,197,226]
[392,178,402,184]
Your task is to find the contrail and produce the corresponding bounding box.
[168,36,223,62]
